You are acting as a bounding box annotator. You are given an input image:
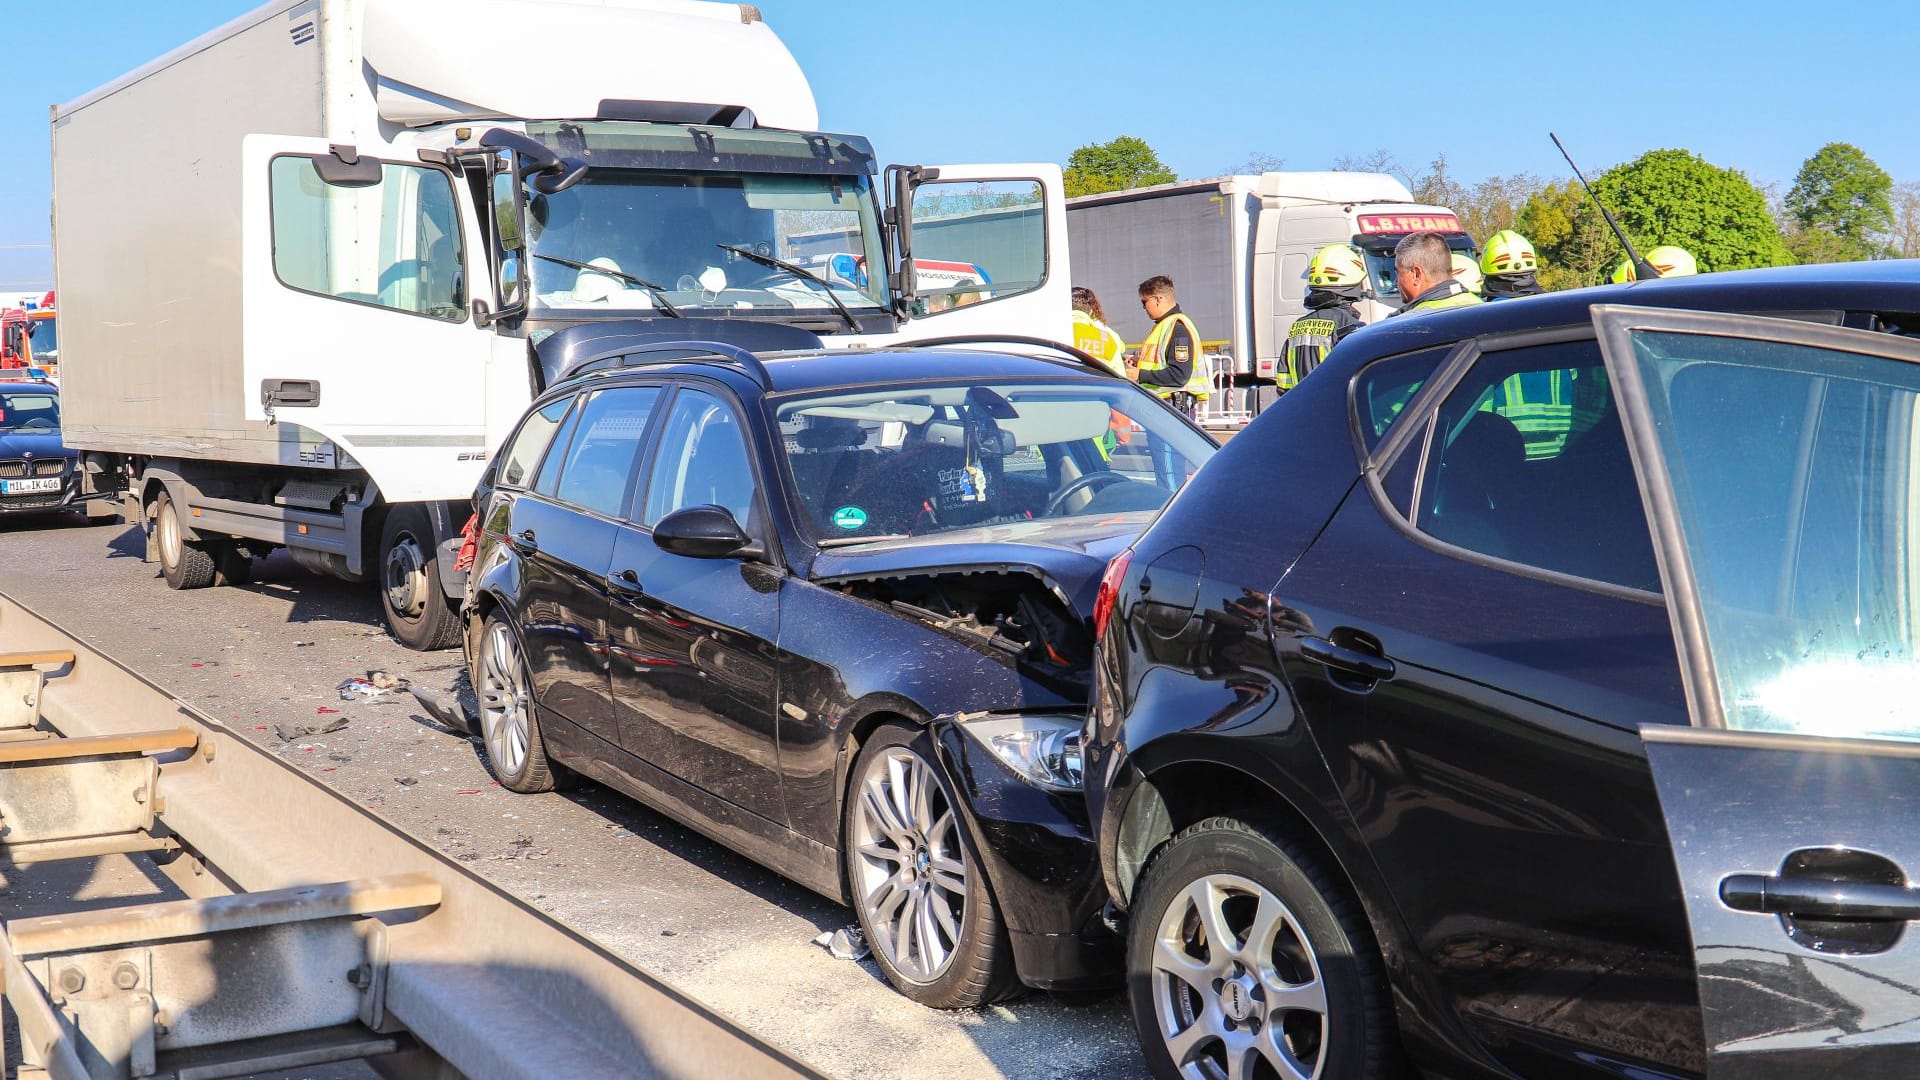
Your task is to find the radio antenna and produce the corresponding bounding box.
[1551,133,1660,281]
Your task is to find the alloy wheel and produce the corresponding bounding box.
[850,746,968,983]
[157,499,181,566]
[478,623,531,777]
[1150,872,1329,1080]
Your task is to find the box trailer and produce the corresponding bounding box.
[1067,172,1472,422]
[54,0,1072,649]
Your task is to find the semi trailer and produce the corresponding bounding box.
[1065,172,1471,411]
[54,0,1071,649]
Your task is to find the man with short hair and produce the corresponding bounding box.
[1390,232,1482,317]
[1133,275,1211,417]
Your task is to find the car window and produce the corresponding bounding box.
[498,396,574,489]
[641,387,756,529]
[551,386,663,517]
[1353,347,1449,453]
[1391,338,1660,592]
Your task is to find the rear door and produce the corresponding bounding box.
[889,164,1070,343]
[1595,304,1920,1076]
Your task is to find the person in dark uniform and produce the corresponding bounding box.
[1132,275,1210,417]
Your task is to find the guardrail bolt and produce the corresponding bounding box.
[132,786,147,805]
[112,963,140,990]
[55,967,85,995]
[346,963,372,989]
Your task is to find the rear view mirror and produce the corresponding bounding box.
[653,505,753,559]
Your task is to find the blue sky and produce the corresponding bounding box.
[2,0,1914,288]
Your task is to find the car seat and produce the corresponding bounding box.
[1427,410,1525,559]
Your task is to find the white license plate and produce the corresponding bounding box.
[3,478,61,494]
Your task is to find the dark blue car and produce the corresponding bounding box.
[461,334,1215,1007]
[0,380,87,517]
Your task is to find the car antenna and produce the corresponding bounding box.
[1550,132,1661,281]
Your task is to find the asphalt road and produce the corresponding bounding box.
[0,513,1144,1080]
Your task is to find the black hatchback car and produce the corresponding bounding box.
[462,334,1214,1007]
[1087,262,1920,1079]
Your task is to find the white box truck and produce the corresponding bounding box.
[1066,172,1471,421]
[54,0,1072,649]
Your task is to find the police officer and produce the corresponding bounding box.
[1390,232,1482,316]
[1451,252,1484,296]
[1480,230,1545,299]
[1070,286,1128,376]
[1611,245,1699,283]
[1282,245,1368,387]
[1133,275,1211,417]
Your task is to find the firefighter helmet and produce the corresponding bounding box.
[1480,230,1539,276]
[1307,244,1367,288]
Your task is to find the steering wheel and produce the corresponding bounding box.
[17,418,53,430]
[1045,471,1132,517]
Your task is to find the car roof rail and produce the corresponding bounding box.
[555,339,772,389]
[888,334,1117,377]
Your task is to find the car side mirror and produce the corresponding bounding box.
[653,505,754,559]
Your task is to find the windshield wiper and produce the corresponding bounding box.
[532,254,682,317]
[815,533,913,548]
[717,244,861,332]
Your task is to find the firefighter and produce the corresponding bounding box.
[1451,252,1484,296]
[1282,244,1368,387]
[1481,230,1545,299]
[1390,232,1482,316]
[1070,286,1128,376]
[1133,275,1211,417]
[1611,245,1699,283]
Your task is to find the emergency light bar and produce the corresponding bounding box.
[1356,213,1463,235]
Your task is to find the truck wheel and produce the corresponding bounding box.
[380,505,461,651]
[154,491,216,590]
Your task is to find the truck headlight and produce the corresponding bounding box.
[959,713,1084,793]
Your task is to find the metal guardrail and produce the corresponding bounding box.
[0,592,828,1080]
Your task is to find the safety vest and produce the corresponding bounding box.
[1137,312,1211,400]
[1070,311,1128,376]
[1395,280,1483,317]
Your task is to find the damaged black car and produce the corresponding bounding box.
[461,335,1214,1006]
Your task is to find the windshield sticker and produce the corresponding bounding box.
[832,506,869,530]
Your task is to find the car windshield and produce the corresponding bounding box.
[1359,234,1476,301]
[775,378,1215,543]
[28,318,55,362]
[1628,329,1920,744]
[0,390,59,432]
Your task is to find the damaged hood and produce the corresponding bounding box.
[810,514,1148,615]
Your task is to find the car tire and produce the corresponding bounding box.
[380,505,461,651]
[1128,816,1395,1080]
[153,491,216,590]
[472,616,556,794]
[843,723,1021,1009]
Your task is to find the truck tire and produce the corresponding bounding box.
[379,505,461,651]
[154,491,217,590]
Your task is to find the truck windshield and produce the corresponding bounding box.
[28,318,55,363]
[525,169,888,319]
[1359,234,1476,301]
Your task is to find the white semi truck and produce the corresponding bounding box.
[54,0,1072,649]
[1066,172,1470,418]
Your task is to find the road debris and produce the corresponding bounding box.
[812,926,870,961]
[274,716,349,741]
[394,776,418,787]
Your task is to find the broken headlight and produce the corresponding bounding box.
[959,712,1084,793]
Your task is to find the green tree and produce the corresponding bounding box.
[1064,136,1176,197]
[1537,149,1791,286]
[1516,180,1614,291]
[1785,142,1893,259]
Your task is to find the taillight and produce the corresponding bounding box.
[1093,548,1133,641]
[453,513,479,573]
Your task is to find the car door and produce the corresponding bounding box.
[512,384,664,750]
[606,382,787,826]
[1592,304,1920,1077]
[1270,336,1706,1077]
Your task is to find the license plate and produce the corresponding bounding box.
[3,478,61,494]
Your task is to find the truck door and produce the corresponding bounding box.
[887,163,1071,344]
[1594,303,1920,1076]
[240,135,495,502]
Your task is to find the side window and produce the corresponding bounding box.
[498,397,573,489]
[269,155,466,321]
[909,179,1045,314]
[551,387,663,516]
[1353,346,1450,452]
[642,388,757,529]
[1391,338,1660,591]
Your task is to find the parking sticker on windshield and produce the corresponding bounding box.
[832,506,869,530]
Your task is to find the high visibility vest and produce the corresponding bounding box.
[1402,288,1483,316]
[1137,312,1211,400]
[1070,311,1127,376]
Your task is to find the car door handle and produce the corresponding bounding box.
[508,529,538,554]
[1300,636,1396,682]
[608,568,645,594]
[1721,873,1920,921]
